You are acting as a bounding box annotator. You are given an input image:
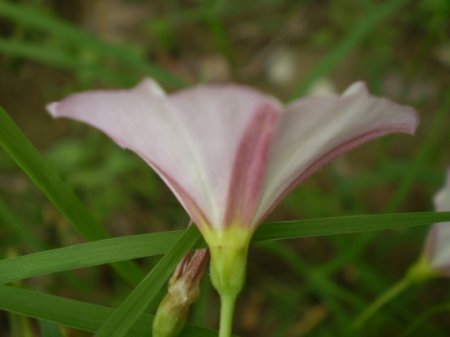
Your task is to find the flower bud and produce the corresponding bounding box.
[152,249,209,337]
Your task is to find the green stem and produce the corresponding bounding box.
[352,276,412,330]
[203,226,251,337]
[219,294,236,337]
[352,257,436,330]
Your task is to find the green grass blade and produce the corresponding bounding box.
[320,93,450,274]
[38,320,63,337]
[0,284,218,337]
[204,0,236,69]
[0,107,107,240]
[1,212,449,284]
[0,38,134,85]
[0,107,142,285]
[0,230,184,284]
[289,0,409,99]
[253,211,450,241]
[94,225,201,337]
[0,1,185,88]
[0,196,43,250]
[385,94,450,211]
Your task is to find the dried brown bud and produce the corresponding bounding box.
[152,249,209,337]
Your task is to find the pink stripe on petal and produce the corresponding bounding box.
[48,79,284,231]
[223,103,280,228]
[253,81,419,224]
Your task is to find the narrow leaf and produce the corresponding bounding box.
[0,284,218,337]
[289,0,409,99]
[253,211,450,241]
[0,38,136,86]
[0,1,185,88]
[1,212,449,284]
[0,106,142,285]
[94,225,201,337]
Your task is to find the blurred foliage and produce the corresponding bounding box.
[0,0,449,336]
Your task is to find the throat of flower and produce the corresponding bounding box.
[202,225,253,336]
[202,225,253,301]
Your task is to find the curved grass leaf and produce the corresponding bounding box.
[252,211,450,241]
[0,107,142,285]
[0,1,185,88]
[1,212,449,284]
[289,0,409,99]
[0,196,44,250]
[38,320,63,337]
[94,225,200,337]
[0,284,219,337]
[0,231,184,284]
[0,38,136,86]
[320,93,450,274]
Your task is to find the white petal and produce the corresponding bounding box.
[427,169,450,272]
[253,82,419,223]
[434,169,450,212]
[48,79,282,230]
[427,222,450,271]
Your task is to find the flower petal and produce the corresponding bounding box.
[48,79,282,230]
[253,81,419,223]
[426,223,450,274]
[167,85,282,228]
[426,169,450,273]
[434,169,450,212]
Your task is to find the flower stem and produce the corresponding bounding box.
[352,276,412,330]
[203,226,252,337]
[352,257,436,330]
[219,293,237,337]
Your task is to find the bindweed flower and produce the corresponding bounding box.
[47,78,418,336]
[423,168,450,277]
[153,249,209,337]
[353,168,449,329]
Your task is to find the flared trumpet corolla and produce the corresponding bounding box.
[48,78,418,304]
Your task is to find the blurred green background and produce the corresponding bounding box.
[0,0,449,336]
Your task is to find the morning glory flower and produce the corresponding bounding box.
[47,78,417,234]
[47,78,418,336]
[424,168,450,276]
[353,168,449,329]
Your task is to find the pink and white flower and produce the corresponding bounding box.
[47,78,418,236]
[424,169,450,276]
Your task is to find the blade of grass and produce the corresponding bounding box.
[289,0,409,99]
[259,241,363,330]
[0,106,142,285]
[1,211,449,284]
[203,0,236,69]
[0,230,184,284]
[253,211,450,241]
[320,93,450,274]
[0,284,219,337]
[0,38,135,85]
[0,1,185,88]
[0,196,44,250]
[94,225,200,337]
[38,320,63,337]
[385,97,450,212]
[400,303,450,337]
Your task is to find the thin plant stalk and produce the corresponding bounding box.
[352,275,413,329]
[352,257,437,330]
[219,294,237,337]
